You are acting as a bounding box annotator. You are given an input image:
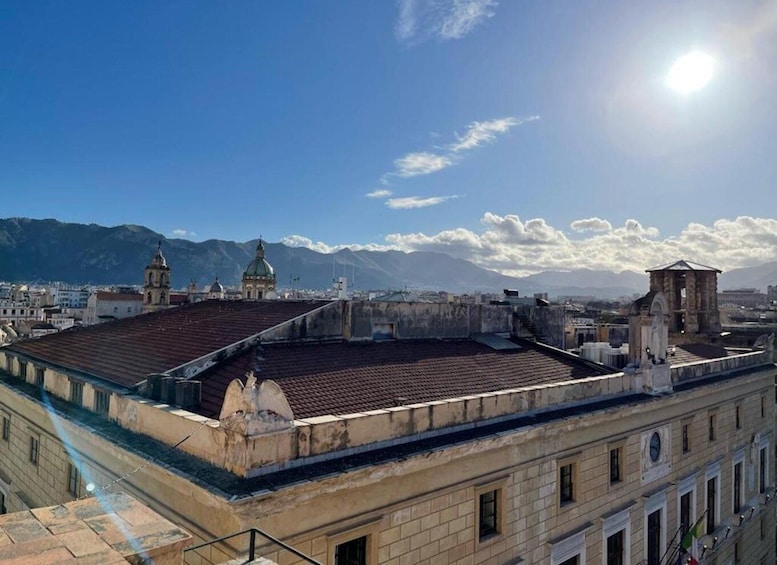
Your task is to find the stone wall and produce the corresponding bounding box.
[346,301,512,341]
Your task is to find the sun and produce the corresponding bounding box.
[665,51,715,95]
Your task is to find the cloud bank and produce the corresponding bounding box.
[284,216,777,276]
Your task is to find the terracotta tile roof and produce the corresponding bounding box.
[195,339,613,419]
[8,300,330,388]
[670,343,734,365]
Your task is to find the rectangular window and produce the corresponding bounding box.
[735,404,742,429]
[734,461,743,514]
[559,557,578,565]
[1,416,9,442]
[335,536,367,565]
[29,436,39,465]
[4,356,10,373]
[478,489,499,540]
[18,360,27,378]
[35,367,44,387]
[0,491,5,514]
[610,445,623,484]
[706,476,717,535]
[708,413,716,442]
[70,381,83,406]
[759,447,767,493]
[682,422,691,453]
[735,541,741,563]
[67,463,80,497]
[94,390,110,415]
[761,395,766,418]
[680,491,692,538]
[647,509,662,565]
[606,529,624,565]
[560,463,574,505]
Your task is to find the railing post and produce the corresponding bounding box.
[249,529,256,562]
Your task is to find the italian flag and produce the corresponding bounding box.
[680,516,703,565]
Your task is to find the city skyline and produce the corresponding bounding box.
[2,1,776,275]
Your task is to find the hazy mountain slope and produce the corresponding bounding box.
[718,262,777,292]
[0,218,684,297]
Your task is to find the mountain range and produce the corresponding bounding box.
[0,218,773,298]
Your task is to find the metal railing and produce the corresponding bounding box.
[184,527,323,565]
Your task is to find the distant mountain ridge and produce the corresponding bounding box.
[0,217,722,299]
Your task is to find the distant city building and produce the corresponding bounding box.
[49,286,90,309]
[142,242,171,313]
[767,284,777,304]
[208,278,225,300]
[242,239,276,300]
[0,301,44,326]
[85,291,144,325]
[718,288,768,308]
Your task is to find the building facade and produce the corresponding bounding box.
[0,295,774,565]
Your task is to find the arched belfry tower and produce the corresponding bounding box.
[242,238,276,300]
[143,241,171,313]
[646,259,721,337]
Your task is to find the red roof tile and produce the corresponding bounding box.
[8,300,330,388]
[195,339,612,419]
[670,343,734,365]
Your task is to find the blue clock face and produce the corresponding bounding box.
[650,432,661,462]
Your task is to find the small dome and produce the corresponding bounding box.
[210,278,224,293]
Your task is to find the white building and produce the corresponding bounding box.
[85,292,144,325]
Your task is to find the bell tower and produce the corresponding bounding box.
[143,241,171,313]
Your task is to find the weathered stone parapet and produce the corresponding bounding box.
[671,350,770,383]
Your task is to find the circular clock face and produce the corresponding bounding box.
[650,432,661,462]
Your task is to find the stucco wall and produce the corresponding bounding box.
[347,302,512,341]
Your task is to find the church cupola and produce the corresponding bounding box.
[242,238,277,300]
[143,241,172,313]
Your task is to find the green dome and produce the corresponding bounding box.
[243,239,275,278]
[243,257,275,277]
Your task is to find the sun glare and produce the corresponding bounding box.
[665,51,715,95]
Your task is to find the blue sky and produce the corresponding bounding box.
[2,1,776,274]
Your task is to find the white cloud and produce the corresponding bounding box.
[171,228,196,238]
[366,189,394,199]
[396,0,498,45]
[285,215,777,276]
[393,152,453,177]
[440,0,498,39]
[570,217,613,232]
[281,235,391,254]
[449,116,538,152]
[386,195,457,209]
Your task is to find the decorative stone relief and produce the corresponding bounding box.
[219,373,294,436]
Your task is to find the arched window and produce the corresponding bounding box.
[246,290,252,299]
[147,292,152,304]
[160,273,166,285]
[148,273,153,285]
[160,291,166,304]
